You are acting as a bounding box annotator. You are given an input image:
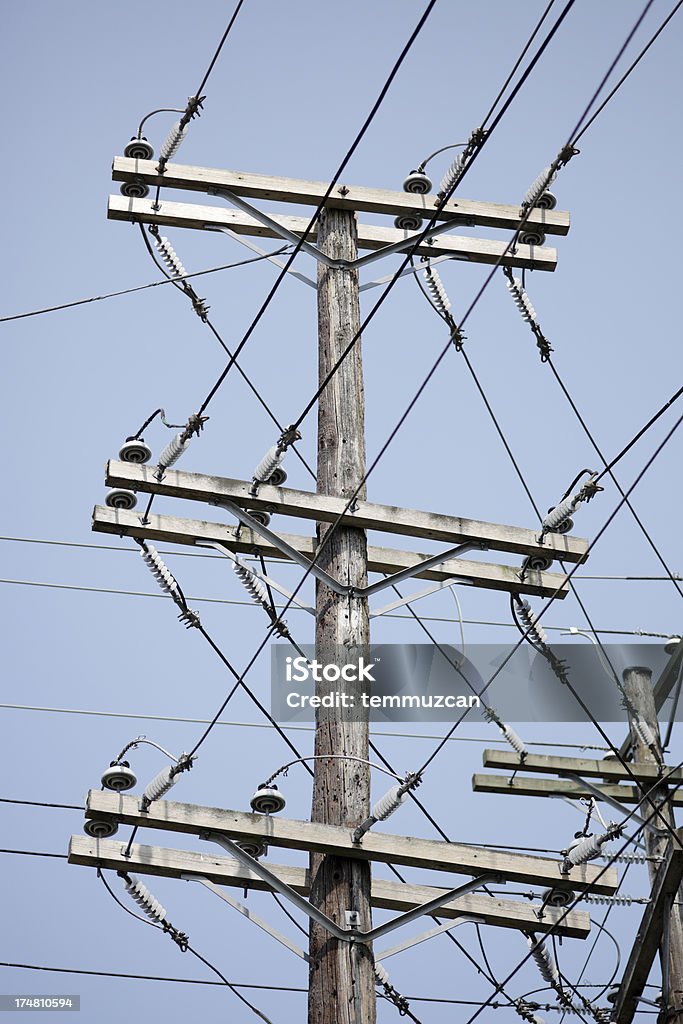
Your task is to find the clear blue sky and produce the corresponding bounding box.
[2,2,682,1021]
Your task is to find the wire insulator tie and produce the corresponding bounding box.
[522,166,557,210]
[152,235,188,279]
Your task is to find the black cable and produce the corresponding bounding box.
[0,849,67,859]
[545,360,683,602]
[288,0,578,432]
[194,0,439,419]
[416,407,683,777]
[565,0,658,144]
[0,797,81,810]
[137,224,316,481]
[480,0,558,129]
[0,250,290,323]
[270,893,308,938]
[0,962,306,992]
[573,0,683,144]
[194,1,246,99]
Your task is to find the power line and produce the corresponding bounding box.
[3,534,679,580]
[2,575,678,635]
[1,962,305,992]
[0,249,289,323]
[0,703,612,750]
[572,0,683,144]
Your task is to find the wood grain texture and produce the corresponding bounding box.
[481,748,683,784]
[310,206,374,1024]
[472,772,683,806]
[67,836,591,938]
[104,461,589,562]
[112,156,571,235]
[83,790,617,894]
[107,194,559,271]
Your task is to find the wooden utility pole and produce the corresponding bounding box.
[309,206,375,1024]
[623,665,683,1018]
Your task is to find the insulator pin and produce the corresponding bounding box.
[124,874,166,923]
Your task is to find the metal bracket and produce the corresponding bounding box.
[214,499,480,598]
[203,832,499,944]
[375,914,484,961]
[210,187,473,272]
[209,225,459,293]
[183,874,309,961]
[565,773,669,838]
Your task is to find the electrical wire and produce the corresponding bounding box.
[0,962,306,992]
[193,0,440,419]
[0,249,289,323]
[0,704,613,751]
[416,406,683,777]
[572,0,683,145]
[97,868,275,1023]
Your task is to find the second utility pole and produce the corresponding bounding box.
[309,206,376,1024]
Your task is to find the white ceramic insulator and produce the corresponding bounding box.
[124,874,166,923]
[374,963,390,986]
[542,496,577,532]
[253,445,283,483]
[143,765,176,804]
[141,545,181,602]
[566,834,602,866]
[423,265,451,315]
[506,277,537,324]
[583,893,637,906]
[517,599,548,647]
[157,433,190,472]
[372,785,408,822]
[153,235,187,279]
[159,120,188,162]
[523,166,557,208]
[439,152,466,196]
[601,851,647,864]
[500,723,527,757]
[633,718,657,749]
[233,559,269,608]
[527,936,559,985]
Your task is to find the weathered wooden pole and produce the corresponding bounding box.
[623,665,683,1016]
[308,206,376,1024]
